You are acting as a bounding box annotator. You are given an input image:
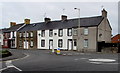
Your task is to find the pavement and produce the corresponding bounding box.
[0,49,119,73]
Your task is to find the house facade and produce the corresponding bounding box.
[16,9,112,52]
[2,28,11,48]
[17,19,37,49]
[8,22,24,49]
[2,21,25,49]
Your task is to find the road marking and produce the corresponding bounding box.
[80,58,88,59]
[0,53,29,72]
[0,60,22,72]
[0,53,29,62]
[89,59,116,62]
[89,62,119,65]
[0,67,8,72]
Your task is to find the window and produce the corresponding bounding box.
[68,28,72,36]
[74,39,77,46]
[84,39,88,48]
[4,41,7,46]
[73,28,77,35]
[30,32,33,37]
[84,28,88,35]
[30,40,33,47]
[49,29,53,37]
[41,30,45,37]
[58,29,63,37]
[58,39,63,48]
[7,33,10,38]
[26,32,29,37]
[19,32,22,37]
[41,40,45,47]
[19,40,22,47]
[12,32,15,38]
[23,32,26,37]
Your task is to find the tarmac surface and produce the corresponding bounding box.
[0,49,119,73]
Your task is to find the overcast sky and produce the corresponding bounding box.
[0,1,118,36]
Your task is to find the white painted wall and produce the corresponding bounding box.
[37,29,72,50]
[0,32,3,46]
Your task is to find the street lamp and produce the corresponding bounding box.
[74,8,80,28]
[74,8,80,51]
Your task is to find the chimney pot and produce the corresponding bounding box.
[10,22,16,27]
[61,15,67,21]
[44,18,51,23]
[24,19,30,24]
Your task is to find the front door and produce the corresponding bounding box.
[68,39,72,50]
[24,41,29,49]
[73,39,77,50]
[49,40,53,49]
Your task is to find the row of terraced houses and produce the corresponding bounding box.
[0,9,113,52]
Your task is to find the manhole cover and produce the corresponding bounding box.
[89,59,116,62]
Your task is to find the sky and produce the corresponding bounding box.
[0,0,119,36]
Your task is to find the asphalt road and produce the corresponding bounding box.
[1,49,119,73]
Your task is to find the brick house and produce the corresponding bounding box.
[111,34,120,43]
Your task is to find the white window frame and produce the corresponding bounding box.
[73,28,77,35]
[58,39,63,48]
[68,28,72,36]
[58,29,63,37]
[49,29,53,37]
[30,32,33,37]
[23,32,26,37]
[30,40,33,47]
[41,30,45,37]
[26,32,29,37]
[19,32,22,37]
[41,40,45,47]
[84,39,88,48]
[19,40,22,47]
[84,28,88,35]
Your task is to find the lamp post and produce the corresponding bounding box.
[74,8,80,51]
[74,8,80,28]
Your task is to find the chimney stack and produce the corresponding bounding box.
[10,22,16,27]
[24,19,30,24]
[61,15,67,21]
[102,9,107,18]
[44,18,51,23]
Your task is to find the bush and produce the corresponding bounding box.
[0,50,12,58]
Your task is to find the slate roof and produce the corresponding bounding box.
[3,23,24,32]
[1,28,10,33]
[18,16,104,32]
